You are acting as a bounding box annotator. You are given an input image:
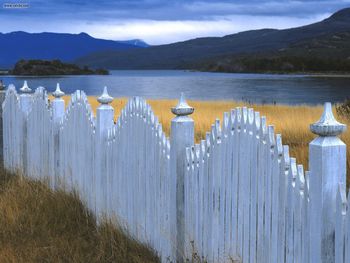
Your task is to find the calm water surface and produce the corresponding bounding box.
[2,70,350,104]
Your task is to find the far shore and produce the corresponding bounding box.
[198,69,350,77]
[307,73,350,78]
[1,67,350,77]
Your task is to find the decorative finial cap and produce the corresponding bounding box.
[53,83,65,98]
[310,102,346,136]
[171,92,194,116]
[20,80,32,93]
[97,86,113,104]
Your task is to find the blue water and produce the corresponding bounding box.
[2,70,350,104]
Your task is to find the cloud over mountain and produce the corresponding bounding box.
[1,0,350,44]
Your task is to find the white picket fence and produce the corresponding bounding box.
[2,81,350,263]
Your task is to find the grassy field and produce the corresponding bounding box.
[0,168,159,263]
[56,96,350,180]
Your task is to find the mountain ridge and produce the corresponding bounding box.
[0,32,148,68]
[75,8,350,71]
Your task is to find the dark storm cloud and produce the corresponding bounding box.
[0,0,349,44]
[1,0,349,21]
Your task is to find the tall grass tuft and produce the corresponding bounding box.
[0,168,159,263]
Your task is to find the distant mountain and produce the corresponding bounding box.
[76,8,350,72]
[0,32,148,68]
[119,39,149,48]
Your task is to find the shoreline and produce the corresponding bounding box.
[1,68,350,77]
[196,69,350,77]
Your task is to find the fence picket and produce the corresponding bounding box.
[345,189,350,263]
[336,182,347,263]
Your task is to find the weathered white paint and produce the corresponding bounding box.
[51,83,65,190]
[170,93,194,262]
[2,83,348,263]
[0,86,6,165]
[309,102,347,263]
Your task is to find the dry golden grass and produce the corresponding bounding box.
[55,96,350,181]
[0,168,159,263]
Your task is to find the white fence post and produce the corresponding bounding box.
[170,93,194,262]
[0,83,6,165]
[309,102,347,263]
[19,81,32,114]
[19,81,32,175]
[51,83,65,189]
[96,87,114,217]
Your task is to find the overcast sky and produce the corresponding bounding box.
[1,0,349,44]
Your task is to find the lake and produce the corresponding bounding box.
[2,70,350,104]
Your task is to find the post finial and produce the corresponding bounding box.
[310,102,346,136]
[52,83,65,98]
[171,92,194,116]
[97,86,113,105]
[20,80,32,93]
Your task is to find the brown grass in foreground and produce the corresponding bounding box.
[57,96,350,180]
[0,168,159,263]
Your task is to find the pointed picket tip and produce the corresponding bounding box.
[53,83,65,98]
[171,92,194,116]
[290,158,297,186]
[190,146,195,166]
[276,134,283,157]
[268,125,275,147]
[242,107,248,124]
[297,165,305,192]
[283,145,290,170]
[305,171,310,187]
[76,90,81,102]
[213,119,222,144]
[223,112,229,132]
[234,107,242,132]
[135,96,140,111]
[235,107,242,121]
[97,86,113,105]
[162,134,167,147]
[205,132,211,152]
[20,80,32,93]
[200,140,206,157]
[166,140,171,155]
[7,84,16,92]
[229,109,236,130]
[81,90,88,103]
[34,86,47,99]
[157,124,163,137]
[304,171,310,198]
[248,108,254,125]
[310,102,346,136]
[215,119,221,132]
[130,97,136,112]
[195,144,201,162]
[254,112,260,132]
[153,115,159,127]
[261,116,267,135]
